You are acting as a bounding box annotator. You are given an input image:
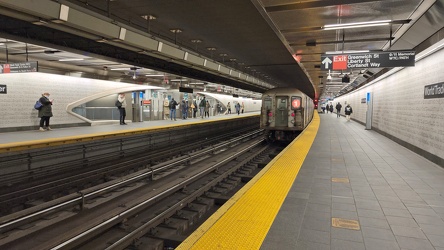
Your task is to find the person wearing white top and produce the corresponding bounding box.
[117,93,127,125]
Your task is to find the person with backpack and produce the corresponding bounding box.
[344,104,353,121]
[335,102,342,118]
[116,93,127,125]
[38,92,53,131]
[199,96,206,118]
[169,98,178,121]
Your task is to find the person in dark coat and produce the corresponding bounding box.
[335,102,342,117]
[235,102,241,115]
[170,98,178,121]
[181,99,188,119]
[199,97,206,118]
[38,92,53,131]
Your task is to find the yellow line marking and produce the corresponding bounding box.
[177,112,320,249]
[332,177,350,183]
[332,218,361,230]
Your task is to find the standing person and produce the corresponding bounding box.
[204,100,211,117]
[117,93,127,125]
[235,102,241,115]
[216,102,221,115]
[241,102,245,114]
[344,104,353,121]
[199,96,206,118]
[192,99,198,118]
[321,103,326,113]
[169,98,178,121]
[163,97,170,120]
[227,102,231,114]
[329,104,333,114]
[190,100,196,118]
[181,99,188,119]
[38,92,53,131]
[335,102,342,118]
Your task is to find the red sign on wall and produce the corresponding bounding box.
[332,55,348,70]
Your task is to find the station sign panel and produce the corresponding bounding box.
[320,50,415,70]
[0,61,38,74]
[424,82,444,99]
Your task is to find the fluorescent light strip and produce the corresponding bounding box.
[145,74,165,77]
[325,50,370,54]
[58,58,84,62]
[110,68,129,71]
[323,20,391,30]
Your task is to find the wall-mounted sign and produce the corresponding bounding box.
[321,50,415,70]
[143,100,151,105]
[0,84,6,94]
[424,82,444,99]
[0,61,38,74]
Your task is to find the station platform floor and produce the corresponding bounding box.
[0,112,259,148]
[178,112,444,250]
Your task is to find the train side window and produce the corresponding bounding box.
[291,96,302,110]
[264,97,272,109]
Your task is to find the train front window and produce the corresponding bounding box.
[264,97,272,109]
[278,98,287,109]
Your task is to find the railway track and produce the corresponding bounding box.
[0,124,258,216]
[0,130,282,249]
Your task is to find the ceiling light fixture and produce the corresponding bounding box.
[326,70,332,81]
[58,58,84,62]
[32,19,48,25]
[325,50,370,54]
[323,20,391,30]
[110,67,129,71]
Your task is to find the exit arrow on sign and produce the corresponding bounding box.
[322,57,332,69]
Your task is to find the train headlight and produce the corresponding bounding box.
[268,112,273,117]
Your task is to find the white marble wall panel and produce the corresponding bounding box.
[334,48,444,160]
[0,73,140,129]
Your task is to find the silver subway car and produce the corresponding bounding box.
[260,87,314,142]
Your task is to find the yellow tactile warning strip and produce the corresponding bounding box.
[177,112,320,250]
[332,218,361,230]
[332,177,350,183]
[0,114,258,153]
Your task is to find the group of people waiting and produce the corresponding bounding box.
[321,102,353,121]
[166,98,245,121]
[167,97,213,121]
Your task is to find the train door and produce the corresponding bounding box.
[275,96,288,127]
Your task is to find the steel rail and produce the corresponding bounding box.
[50,139,265,250]
[0,130,262,233]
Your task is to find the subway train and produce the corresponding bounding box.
[260,87,314,142]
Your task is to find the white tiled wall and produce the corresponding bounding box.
[0,73,137,129]
[334,48,444,160]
